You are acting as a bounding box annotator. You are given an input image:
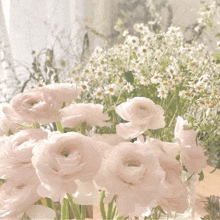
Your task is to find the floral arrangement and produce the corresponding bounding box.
[0,83,208,219]
[72,22,220,166]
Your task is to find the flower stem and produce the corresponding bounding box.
[100,191,107,220]
[67,194,81,220]
[80,205,87,220]
[111,205,117,219]
[56,121,64,133]
[61,198,69,220]
[107,196,116,219]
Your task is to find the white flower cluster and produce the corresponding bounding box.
[71,22,220,152]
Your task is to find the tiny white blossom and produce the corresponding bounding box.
[157,87,168,99]
[151,73,162,84]
[80,81,90,91]
[139,76,150,86]
[105,84,118,95]
[94,88,104,100]
[124,82,134,93]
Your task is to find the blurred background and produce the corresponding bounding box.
[0,0,219,102]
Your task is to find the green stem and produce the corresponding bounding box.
[33,122,40,129]
[80,205,87,220]
[80,122,87,135]
[67,194,81,220]
[56,121,64,133]
[61,198,69,220]
[100,191,107,220]
[111,205,117,220]
[107,196,116,220]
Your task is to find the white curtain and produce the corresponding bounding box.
[0,0,118,101]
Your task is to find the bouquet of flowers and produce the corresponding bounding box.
[0,83,207,219]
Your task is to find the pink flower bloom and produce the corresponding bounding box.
[0,103,19,136]
[180,145,208,174]
[32,132,103,202]
[46,83,81,104]
[0,129,48,180]
[91,133,129,146]
[137,138,188,214]
[73,180,100,205]
[174,116,207,174]
[0,177,40,219]
[115,97,165,139]
[175,116,197,146]
[158,170,189,214]
[60,103,111,129]
[95,142,165,216]
[3,83,80,124]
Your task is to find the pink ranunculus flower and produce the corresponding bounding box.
[174,116,207,174]
[46,83,81,104]
[73,179,100,205]
[142,138,188,213]
[158,170,189,214]
[95,142,165,216]
[0,103,20,136]
[180,145,208,174]
[60,103,111,129]
[115,97,165,139]
[0,177,40,219]
[144,137,181,159]
[0,128,48,180]
[3,83,81,124]
[91,133,129,146]
[32,132,103,203]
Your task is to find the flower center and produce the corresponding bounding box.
[124,160,141,167]
[61,150,70,157]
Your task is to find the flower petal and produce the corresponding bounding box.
[26,205,56,220]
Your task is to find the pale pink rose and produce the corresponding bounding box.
[3,83,80,124]
[0,177,40,219]
[115,97,165,139]
[95,142,165,216]
[0,129,48,180]
[0,103,19,136]
[32,132,103,202]
[60,103,111,129]
[174,116,207,173]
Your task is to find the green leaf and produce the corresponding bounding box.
[124,71,134,84]
[215,33,220,38]
[199,171,204,181]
